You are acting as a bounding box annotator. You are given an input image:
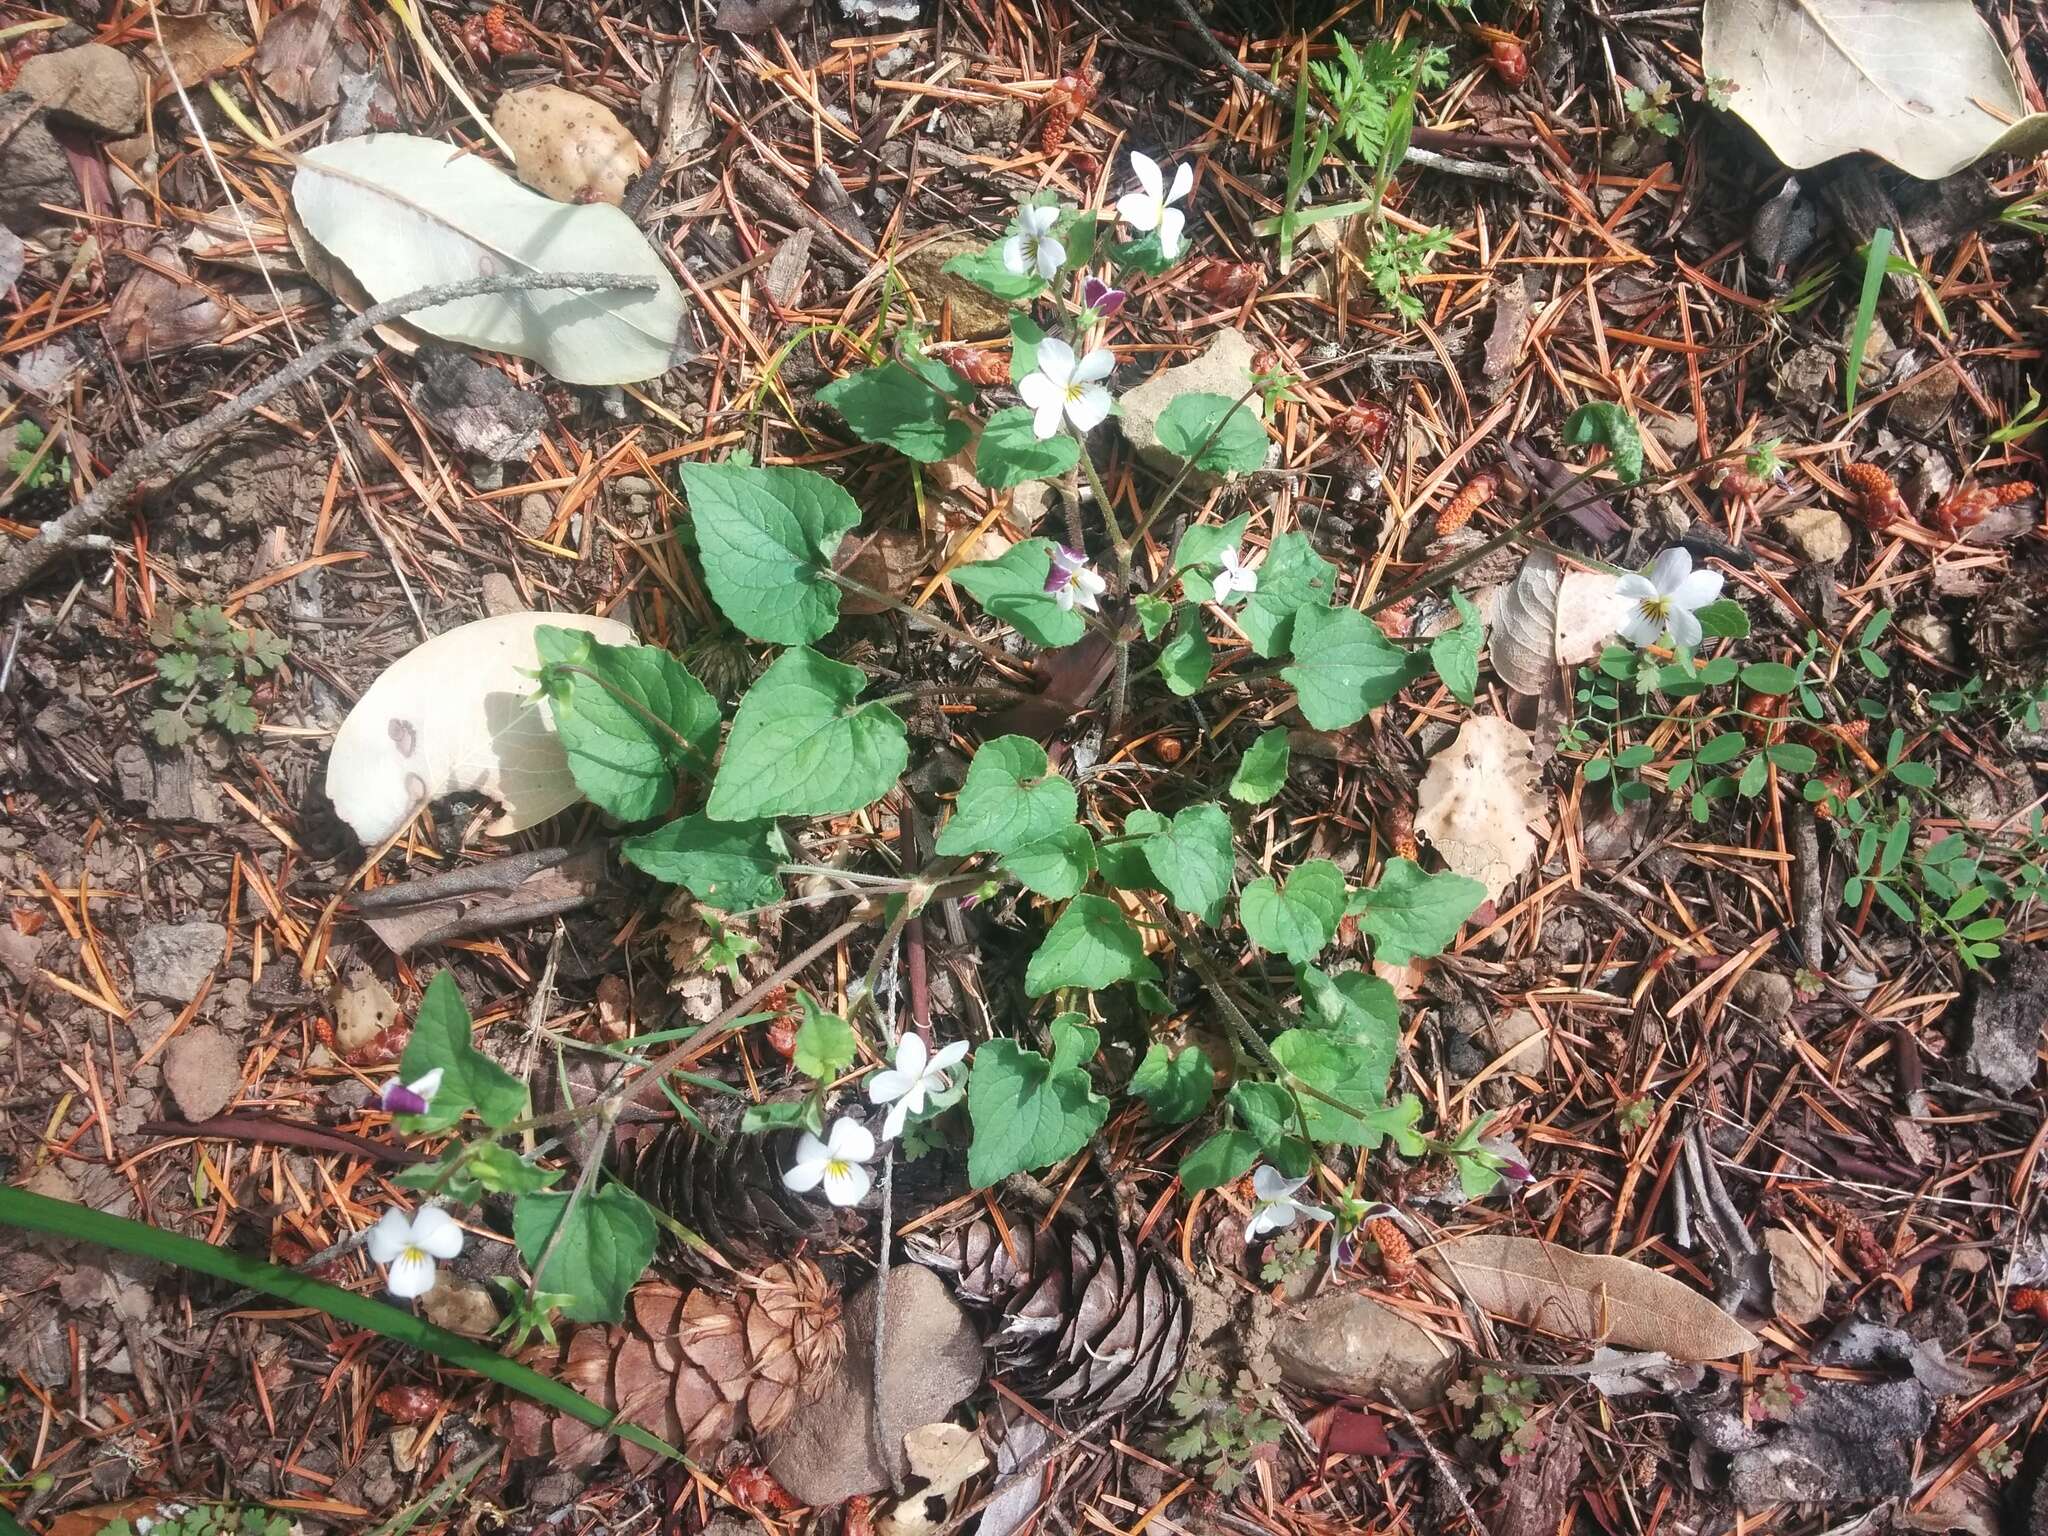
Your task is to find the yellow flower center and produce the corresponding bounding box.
[403,1245,428,1265]
[1637,595,1672,624]
[826,1158,851,1180]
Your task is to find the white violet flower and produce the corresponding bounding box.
[867,1032,970,1141]
[1001,203,1065,282]
[783,1117,875,1207]
[1044,544,1107,613]
[1244,1164,1336,1242]
[1212,545,1258,603]
[1018,336,1115,439]
[1116,152,1194,258]
[1615,546,1725,649]
[376,1067,443,1118]
[367,1204,464,1300]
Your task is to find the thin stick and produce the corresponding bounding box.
[0,270,658,597]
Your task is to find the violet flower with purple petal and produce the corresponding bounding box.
[377,1067,444,1118]
[1081,276,1127,319]
[1044,544,1107,613]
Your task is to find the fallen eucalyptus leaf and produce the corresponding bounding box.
[1702,0,2048,180]
[324,611,635,845]
[292,132,689,385]
[1425,1234,1760,1360]
[1488,552,1563,696]
[1414,716,1542,903]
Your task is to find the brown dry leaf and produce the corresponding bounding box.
[493,84,649,206]
[1487,552,1563,695]
[1414,715,1542,902]
[1424,1234,1760,1360]
[1763,1227,1830,1326]
[835,528,929,614]
[148,13,249,93]
[1553,570,1625,666]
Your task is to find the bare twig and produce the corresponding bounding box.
[0,270,658,597]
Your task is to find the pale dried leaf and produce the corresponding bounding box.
[1414,716,1542,903]
[1553,570,1625,667]
[323,611,635,845]
[492,85,648,207]
[1424,1234,1760,1360]
[1703,0,2048,180]
[148,12,249,93]
[1488,552,1563,696]
[1763,1227,1829,1326]
[904,1421,989,1497]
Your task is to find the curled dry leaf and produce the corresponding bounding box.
[1487,551,1562,696]
[492,84,648,206]
[1553,570,1624,666]
[1763,1226,1829,1326]
[291,133,690,385]
[323,611,635,846]
[1414,715,1542,903]
[1425,1234,1760,1360]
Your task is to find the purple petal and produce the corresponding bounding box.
[1083,277,1127,317]
[1502,1161,1533,1184]
[380,1083,430,1116]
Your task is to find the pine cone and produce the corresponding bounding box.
[909,1212,1190,1420]
[505,1260,844,1471]
[618,1120,842,1274]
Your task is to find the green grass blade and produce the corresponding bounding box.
[0,1187,681,1464]
[1845,227,1891,414]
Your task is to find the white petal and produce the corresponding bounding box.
[408,1068,444,1100]
[1645,546,1693,595]
[1051,583,1078,611]
[1072,586,1100,613]
[868,1067,912,1105]
[1020,203,1060,235]
[1034,237,1066,281]
[827,1117,875,1163]
[1617,609,1664,646]
[1116,192,1160,232]
[409,1204,465,1259]
[882,1097,912,1142]
[385,1251,438,1300]
[366,1209,412,1264]
[1167,162,1194,204]
[1667,607,1704,649]
[1074,568,1108,598]
[1613,573,1658,601]
[1065,384,1113,434]
[1671,569,1725,611]
[1034,335,1077,385]
[1245,1205,1283,1241]
[1158,207,1185,259]
[1298,1202,1338,1225]
[893,1031,929,1079]
[1069,347,1115,384]
[822,1160,871,1207]
[1001,236,1029,275]
[1130,151,1162,200]
[928,1039,971,1073]
[1018,372,1060,411]
[782,1156,826,1193]
[1031,395,1065,440]
[1250,1164,1294,1199]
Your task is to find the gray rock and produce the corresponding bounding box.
[0,91,81,235]
[1888,364,1959,437]
[1964,945,2047,1091]
[1269,1291,1457,1407]
[765,1265,984,1505]
[162,1025,240,1121]
[898,234,1012,337]
[17,45,145,135]
[1731,968,1796,1025]
[1116,327,1271,479]
[1477,1008,1548,1074]
[129,919,227,1003]
[1777,504,1852,565]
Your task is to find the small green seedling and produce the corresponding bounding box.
[148,603,290,746]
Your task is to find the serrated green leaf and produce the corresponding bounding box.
[1000,823,1096,900]
[1561,401,1644,484]
[792,990,855,1080]
[1346,857,1484,963]
[953,538,1086,649]
[513,1183,657,1324]
[1296,964,1399,1077]
[1024,895,1160,996]
[975,406,1080,489]
[1229,728,1290,804]
[1227,1079,1296,1145]
[965,1016,1109,1185]
[1129,1043,1214,1126]
[679,461,859,644]
[705,647,907,821]
[1009,313,1045,383]
[818,362,972,463]
[1239,532,1335,657]
[535,628,718,822]
[1429,589,1483,706]
[1271,1028,1394,1145]
[1157,392,1269,475]
[1694,598,1749,637]
[622,814,782,912]
[936,735,1078,858]
[1098,809,1168,889]
[156,651,200,688]
[1179,1129,1262,1191]
[1240,859,1346,964]
[1142,803,1236,923]
[465,1141,561,1197]
[941,238,1044,302]
[1282,603,1421,730]
[1158,620,1213,696]
[396,972,529,1133]
[1136,593,1172,641]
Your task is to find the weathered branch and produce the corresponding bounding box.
[0,270,658,598]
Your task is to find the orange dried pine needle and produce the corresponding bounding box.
[1435,472,1496,536]
[1367,1217,1414,1281]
